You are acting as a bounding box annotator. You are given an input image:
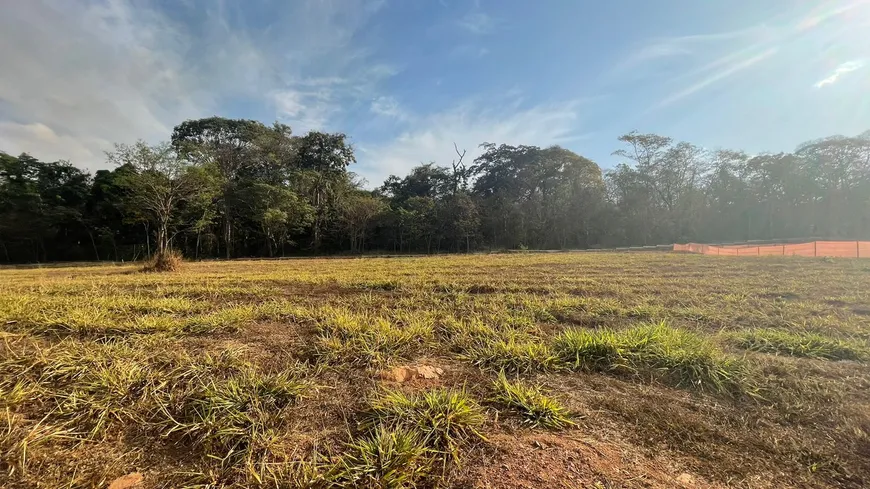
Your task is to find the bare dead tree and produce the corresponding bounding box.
[451,142,468,194]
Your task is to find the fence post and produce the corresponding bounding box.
[783,245,786,256]
[814,241,817,257]
[858,240,860,258]
[758,246,760,256]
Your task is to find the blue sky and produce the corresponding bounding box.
[1,0,869,186]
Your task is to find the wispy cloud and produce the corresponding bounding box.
[655,48,779,108]
[370,96,408,120]
[796,0,868,31]
[614,27,769,73]
[0,0,394,168]
[629,1,868,111]
[456,11,498,35]
[814,60,865,88]
[357,96,588,186]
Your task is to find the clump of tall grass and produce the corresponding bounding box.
[490,371,574,429]
[335,426,433,488]
[142,249,183,273]
[729,329,866,361]
[364,389,485,460]
[157,369,309,466]
[552,321,747,394]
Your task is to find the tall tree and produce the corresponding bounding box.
[171,117,275,258]
[296,131,356,250]
[107,141,210,258]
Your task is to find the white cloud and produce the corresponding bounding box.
[0,122,110,168]
[0,0,206,169]
[370,96,408,120]
[357,98,588,186]
[618,1,869,110]
[796,0,868,31]
[814,60,865,88]
[0,0,393,169]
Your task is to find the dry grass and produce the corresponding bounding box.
[1,253,869,488]
[142,249,184,273]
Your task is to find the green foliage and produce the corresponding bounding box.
[7,126,870,261]
[490,371,574,429]
[730,329,866,361]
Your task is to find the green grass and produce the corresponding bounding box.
[459,335,560,374]
[553,321,748,394]
[158,369,310,468]
[2,253,870,487]
[364,389,485,460]
[312,309,434,366]
[730,329,867,361]
[491,371,574,429]
[336,426,433,488]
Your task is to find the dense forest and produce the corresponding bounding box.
[1,116,869,263]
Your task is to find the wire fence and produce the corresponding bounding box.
[674,241,870,258]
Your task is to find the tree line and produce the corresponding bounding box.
[2,116,869,263]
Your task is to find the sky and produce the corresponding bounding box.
[1,0,869,186]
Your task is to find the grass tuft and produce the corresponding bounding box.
[161,369,309,463]
[730,329,866,361]
[553,321,748,394]
[336,426,432,488]
[142,249,184,273]
[491,371,574,429]
[364,389,485,460]
[460,336,559,374]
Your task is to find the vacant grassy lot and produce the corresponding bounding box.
[2,253,869,488]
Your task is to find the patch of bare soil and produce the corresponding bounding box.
[459,432,720,489]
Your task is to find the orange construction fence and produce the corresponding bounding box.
[674,241,870,258]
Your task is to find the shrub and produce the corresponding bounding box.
[142,249,183,273]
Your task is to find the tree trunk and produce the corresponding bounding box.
[87,229,100,261]
[224,217,232,259]
[0,237,9,262]
[144,223,151,257]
